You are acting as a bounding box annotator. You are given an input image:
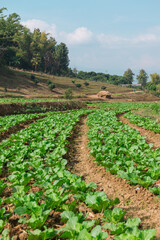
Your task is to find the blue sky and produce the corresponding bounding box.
[1,0,160,79]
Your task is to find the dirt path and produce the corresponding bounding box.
[118,115,160,149]
[68,116,160,239]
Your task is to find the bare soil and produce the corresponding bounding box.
[67,116,160,239]
[0,101,87,116]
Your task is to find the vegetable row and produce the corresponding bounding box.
[0,109,156,239]
[0,112,45,133]
[124,111,160,134]
[87,109,160,195]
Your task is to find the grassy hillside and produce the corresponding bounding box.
[0,68,133,97]
[0,67,159,102]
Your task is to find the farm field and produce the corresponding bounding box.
[1,102,160,239]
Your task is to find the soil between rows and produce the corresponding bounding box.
[67,116,160,239]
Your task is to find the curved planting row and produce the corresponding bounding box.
[87,109,160,196]
[0,112,45,133]
[0,109,156,239]
[124,112,160,134]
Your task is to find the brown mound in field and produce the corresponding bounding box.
[97,91,112,98]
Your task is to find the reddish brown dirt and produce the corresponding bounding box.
[68,116,160,239]
[0,101,87,116]
[119,115,160,149]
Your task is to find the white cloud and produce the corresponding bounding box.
[97,32,160,48]
[60,27,93,45]
[132,34,158,43]
[21,20,93,45]
[97,34,128,48]
[21,19,57,38]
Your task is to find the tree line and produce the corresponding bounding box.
[74,68,146,86]
[1,7,160,93]
[0,8,70,76]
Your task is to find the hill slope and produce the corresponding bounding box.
[0,68,159,102]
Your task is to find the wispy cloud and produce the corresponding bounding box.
[132,34,158,43]
[21,19,57,38]
[97,34,129,48]
[97,32,160,48]
[21,20,93,45]
[60,27,93,45]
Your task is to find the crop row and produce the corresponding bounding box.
[87,109,160,195]
[0,109,156,239]
[0,112,45,133]
[0,99,59,104]
[124,112,160,134]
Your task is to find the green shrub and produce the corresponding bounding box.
[72,80,75,84]
[101,86,106,90]
[76,83,81,88]
[48,83,55,91]
[146,82,156,91]
[31,74,35,80]
[84,82,89,86]
[33,79,39,85]
[64,88,73,100]
[47,80,52,85]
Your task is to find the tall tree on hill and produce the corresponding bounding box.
[150,73,160,85]
[44,50,54,73]
[123,68,134,84]
[31,53,41,72]
[54,42,69,75]
[14,27,32,68]
[136,69,148,87]
[0,8,23,65]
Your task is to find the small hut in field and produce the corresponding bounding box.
[97,91,112,99]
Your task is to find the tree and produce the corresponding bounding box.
[54,42,69,75]
[123,68,134,84]
[136,69,148,87]
[150,73,160,85]
[72,67,78,75]
[31,53,41,72]
[44,50,53,73]
[146,82,156,91]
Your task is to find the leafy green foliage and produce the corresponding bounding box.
[124,111,160,134]
[48,83,55,91]
[76,83,82,88]
[85,192,120,213]
[87,108,160,194]
[101,86,106,90]
[0,107,157,239]
[64,88,73,100]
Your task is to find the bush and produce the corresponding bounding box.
[31,74,35,80]
[76,83,81,88]
[47,80,52,85]
[64,88,73,100]
[48,83,55,91]
[84,82,89,86]
[30,74,39,85]
[33,79,39,85]
[72,80,75,84]
[146,82,156,91]
[101,86,106,90]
